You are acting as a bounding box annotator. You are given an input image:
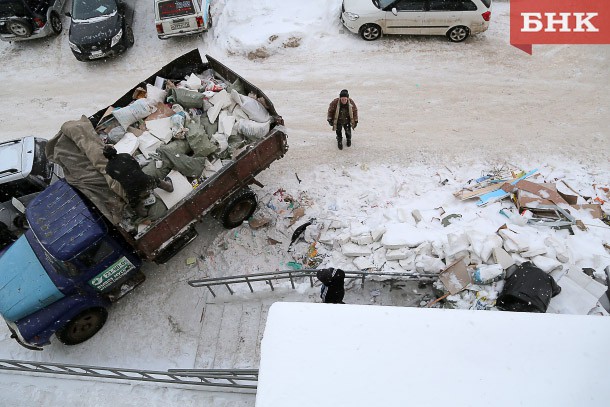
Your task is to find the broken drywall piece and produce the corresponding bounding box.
[137,131,163,158]
[492,247,515,270]
[498,228,530,252]
[411,209,423,223]
[371,226,386,242]
[444,233,470,257]
[532,255,562,273]
[353,256,375,270]
[565,268,608,299]
[386,247,411,261]
[342,243,372,257]
[416,254,445,273]
[381,223,428,249]
[521,247,548,258]
[114,132,139,155]
[352,234,373,245]
[185,73,202,90]
[155,170,192,210]
[145,117,173,144]
[397,207,411,222]
[467,230,502,263]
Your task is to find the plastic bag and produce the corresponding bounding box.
[113,99,156,129]
[237,119,270,140]
[230,89,271,123]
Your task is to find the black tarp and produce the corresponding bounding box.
[497,262,561,313]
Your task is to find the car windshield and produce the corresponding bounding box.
[72,0,117,20]
[0,1,28,18]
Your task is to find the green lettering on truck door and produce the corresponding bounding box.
[88,257,135,291]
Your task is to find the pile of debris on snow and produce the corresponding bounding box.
[241,167,610,316]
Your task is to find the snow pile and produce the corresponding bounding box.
[210,0,344,57]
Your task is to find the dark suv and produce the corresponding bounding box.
[0,0,64,42]
[66,0,134,61]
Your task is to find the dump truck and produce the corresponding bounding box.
[0,50,288,350]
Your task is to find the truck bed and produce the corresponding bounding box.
[86,50,288,261]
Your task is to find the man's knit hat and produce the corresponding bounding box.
[339,89,349,98]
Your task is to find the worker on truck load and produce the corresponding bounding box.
[103,145,174,217]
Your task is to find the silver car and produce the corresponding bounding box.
[341,0,492,42]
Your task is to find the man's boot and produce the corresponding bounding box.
[346,137,351,147]
[337,138,343,150]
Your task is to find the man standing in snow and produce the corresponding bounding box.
[316,268,346,304]
[327,89,358,150]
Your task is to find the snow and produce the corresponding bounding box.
[1,0,609,405]
[256,302,610,407]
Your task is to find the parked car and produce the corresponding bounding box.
[154,0,211,39]
[66,0,134,61]
[0,0,65,42]
[341,0,492,42]
[0,136,63,235]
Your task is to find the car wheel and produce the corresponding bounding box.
[125,26,134,47]
[359,24,381,41]
[447,26,470,42]
[7,18,32,37]
[50,12,62,35]
[56,308,108,345]
[220,188,258,229]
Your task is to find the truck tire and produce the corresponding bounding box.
[7,18,33,37]
[56,308,108,345]
[220,188,257,229]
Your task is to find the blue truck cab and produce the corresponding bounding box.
[0,180,142,349]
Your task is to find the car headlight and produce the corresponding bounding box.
[111,29,123,47]
[344,12,359,21]
[69,41,81,53]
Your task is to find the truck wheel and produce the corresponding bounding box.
[220,188,257,229]
[56,308,108,345]
[7,18,33,37]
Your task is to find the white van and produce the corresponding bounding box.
[341,0,492,42]
[154,0,211,39]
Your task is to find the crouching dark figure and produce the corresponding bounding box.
[316,268,346,304]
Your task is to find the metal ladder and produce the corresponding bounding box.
[188,269,439,297]
[0,359,258,390]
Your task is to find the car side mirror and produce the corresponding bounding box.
[65,12,71,17]
[392,7,398,16]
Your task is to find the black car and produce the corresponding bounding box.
[66,0,134,61]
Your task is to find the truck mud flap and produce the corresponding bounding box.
[154,226,199,265]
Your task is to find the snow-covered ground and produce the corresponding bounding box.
[0,0,609,405]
